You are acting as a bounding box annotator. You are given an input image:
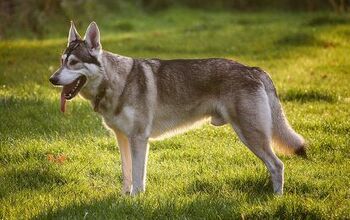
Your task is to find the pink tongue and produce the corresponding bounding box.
[60,91,66,113]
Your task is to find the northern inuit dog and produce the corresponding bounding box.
[49,22,306,195]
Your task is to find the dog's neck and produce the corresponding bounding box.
[79,51,134,113]
[92,77,108,112]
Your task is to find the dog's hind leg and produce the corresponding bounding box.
[232,123,284,194]
[228,90,284,194]
[115,131,133,194]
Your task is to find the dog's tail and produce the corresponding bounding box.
[256,68,306,157]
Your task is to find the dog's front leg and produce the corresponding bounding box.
[129,135,149,196]
[115,131,132,194]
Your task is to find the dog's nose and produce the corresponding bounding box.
[49,77,59,85]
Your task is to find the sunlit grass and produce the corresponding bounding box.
[0,8,349,219]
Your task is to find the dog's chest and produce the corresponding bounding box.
[101,105,135,135]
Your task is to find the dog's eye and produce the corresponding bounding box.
[69,60,78,66]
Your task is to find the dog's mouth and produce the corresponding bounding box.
[60,75,87,112]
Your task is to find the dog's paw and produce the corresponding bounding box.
[273,187,283,195]
[130,186,145,196]
[121,185,132,195]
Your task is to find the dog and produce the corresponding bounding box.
[49,21,306,196]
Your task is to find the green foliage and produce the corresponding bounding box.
[0,9,350,219]
[140,0,331,10]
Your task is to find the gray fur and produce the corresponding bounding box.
[50,22,306,196]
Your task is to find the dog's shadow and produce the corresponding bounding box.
[187,175,274,199]
[0,168,67,200]
[32,177,274,219]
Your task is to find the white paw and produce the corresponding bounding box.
[121,184,132,195]
[130,185,145,196]
[273,186,283,195]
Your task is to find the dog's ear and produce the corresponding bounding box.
[68,21,81,46]
[84,21,102,55]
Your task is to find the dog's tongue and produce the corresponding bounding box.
[60,90,66,113]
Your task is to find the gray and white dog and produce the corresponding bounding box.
[49,22,306,196]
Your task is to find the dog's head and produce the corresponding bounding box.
[49,21,102,112]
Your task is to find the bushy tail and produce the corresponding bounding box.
[257,68,306,156]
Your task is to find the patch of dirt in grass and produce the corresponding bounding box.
[112,21,135,31]
[306,15,350,26]
[275,33,327,47]
[280,89,336,103]
[184,23,223,33]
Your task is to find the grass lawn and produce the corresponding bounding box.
[0,8,349,219]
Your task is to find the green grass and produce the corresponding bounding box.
[1,8,350,219]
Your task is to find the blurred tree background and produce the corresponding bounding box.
[0,0,349,39]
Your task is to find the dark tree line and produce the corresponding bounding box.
[0,0,349,38]
[328,0,350,13]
